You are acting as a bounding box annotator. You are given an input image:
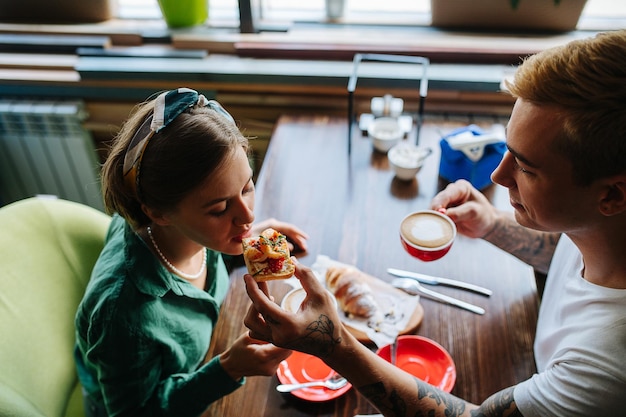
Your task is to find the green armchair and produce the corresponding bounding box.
[0,197,110,417]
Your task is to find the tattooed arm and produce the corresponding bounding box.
[244,261,525,417]
[355,376,523,417]
[319,324,523,417]
[431,180,560,274]
[481,214,559,275]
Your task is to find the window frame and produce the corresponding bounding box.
[117,0,626,32]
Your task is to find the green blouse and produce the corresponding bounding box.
[75,214,243,417]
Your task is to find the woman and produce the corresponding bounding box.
[75,88,308,417]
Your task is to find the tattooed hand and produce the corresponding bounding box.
[430,179,501,239]
[244,258,527,417]
[244,258,343,358]
[430,179,559,273]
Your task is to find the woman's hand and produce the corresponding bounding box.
[244,259,344,359]
[251,219,309,254]
[218,332,292,382]
[430,179,501,239]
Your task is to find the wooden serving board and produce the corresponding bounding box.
[334,269,424,344]
[346,301,424,343]
[273,268,424,345]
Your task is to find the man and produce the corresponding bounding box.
[244,30,626,416]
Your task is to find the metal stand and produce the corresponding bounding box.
[347,53,430,156]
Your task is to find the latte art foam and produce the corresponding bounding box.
[401,212,454,249]
[282,288,305,313]
[282,287,338,313]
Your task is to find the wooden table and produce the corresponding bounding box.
[204,115,539,417]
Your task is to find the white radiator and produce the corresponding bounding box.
[0,99,104,210]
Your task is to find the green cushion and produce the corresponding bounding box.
[0,197,110,417]
[0,383,45,417]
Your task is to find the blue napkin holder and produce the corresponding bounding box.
[438,124,506,190]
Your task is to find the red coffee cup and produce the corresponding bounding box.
[400,210,456,262]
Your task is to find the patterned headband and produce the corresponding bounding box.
[122,87,235,197]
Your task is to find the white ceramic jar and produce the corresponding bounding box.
[368,117,403,153]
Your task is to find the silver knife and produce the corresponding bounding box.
[387,268,493,296]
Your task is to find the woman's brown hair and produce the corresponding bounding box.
[101,94,248,229]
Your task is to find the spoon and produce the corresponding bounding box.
[276,375,348,393]
[392,278,485,315]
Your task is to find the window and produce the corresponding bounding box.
[117,0,624,30]
[258,0,430,24]
[117,0,239,23]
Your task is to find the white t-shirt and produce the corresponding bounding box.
[514,235,626,416]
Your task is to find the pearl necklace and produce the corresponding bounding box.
[147,226,207,280]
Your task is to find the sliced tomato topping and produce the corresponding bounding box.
[268,258,284,273]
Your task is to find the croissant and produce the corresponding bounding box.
[326,266,378,318]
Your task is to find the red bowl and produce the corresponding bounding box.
[377,335,456,392]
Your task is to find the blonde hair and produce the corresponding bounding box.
[101,94,248,229]
[505,30,626,185]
